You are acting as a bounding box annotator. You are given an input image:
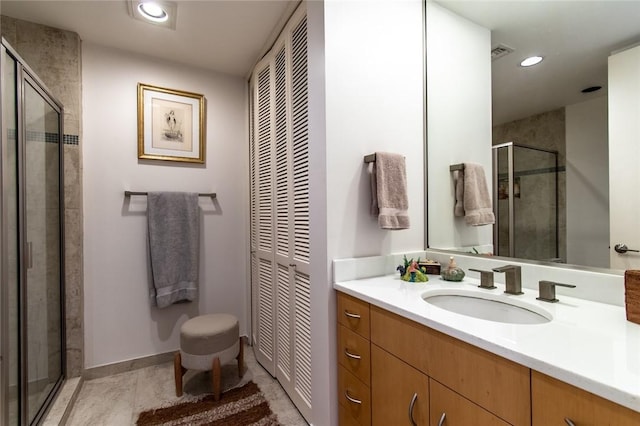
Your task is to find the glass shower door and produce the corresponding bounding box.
[22,77,64,424]
[493,142,559,262]
[2,45,20,426]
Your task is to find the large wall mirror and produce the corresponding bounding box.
[426,0,640,271]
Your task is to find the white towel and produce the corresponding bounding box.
[370,152,410,230]
[147,192,200,308]
[462,163,495,226]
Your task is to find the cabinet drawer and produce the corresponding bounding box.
[430,379,510,426]
[370,305,431,374]
[532,370,640,426]
[337,291,370,339]
[338,324,371,386]
[338,365,371,426]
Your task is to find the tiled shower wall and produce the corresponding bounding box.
[2,16,84,377]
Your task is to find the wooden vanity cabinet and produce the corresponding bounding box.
[532,371,640,426]
[336,291,640,425]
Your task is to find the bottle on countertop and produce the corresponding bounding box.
[441,256,465,282]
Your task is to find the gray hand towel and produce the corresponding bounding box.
[372,152,410,230]
[147,192,200,308]
[462,163,495,226]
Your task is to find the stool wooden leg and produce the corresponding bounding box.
[237,338,244,377]
[212,357,221,401]
[174,352,185,397]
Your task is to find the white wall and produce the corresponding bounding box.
[311,1,425,425]
[82,43,249,368]
[608,44,640,270]
[426,2,493,251]
[566,96,609,267]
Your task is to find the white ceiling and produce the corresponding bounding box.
[437,1,640,125]
[1,0,298,77]
[4,1,640,125]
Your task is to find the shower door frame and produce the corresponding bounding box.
[1,39,66,426]
[492,141,559,260]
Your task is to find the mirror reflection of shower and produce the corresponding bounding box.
[492,142,560,262]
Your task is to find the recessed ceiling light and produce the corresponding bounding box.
[128,0,177,30]
[520,56,544,67]
[138,2,168,22]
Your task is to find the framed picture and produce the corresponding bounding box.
[137,83,205,163]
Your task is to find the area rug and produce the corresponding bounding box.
[136,381,280,426]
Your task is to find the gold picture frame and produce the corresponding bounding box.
[137,83,205,163]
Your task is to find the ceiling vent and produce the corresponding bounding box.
[491,44,515,61]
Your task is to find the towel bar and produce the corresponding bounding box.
[449,163,465,172]
[124,191,216,198]
[364,154,376,163]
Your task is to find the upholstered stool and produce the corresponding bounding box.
[174,313,244,400]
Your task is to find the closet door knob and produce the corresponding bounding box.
[564,418,576,426]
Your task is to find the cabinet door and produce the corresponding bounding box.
[429,379,510,426]
[532,371,640,426]
[371,344,429,426]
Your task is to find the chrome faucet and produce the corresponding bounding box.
[537,280,576,303]
[492,265,523,295]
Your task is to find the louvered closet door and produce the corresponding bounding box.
[249,4,310,422]
[288,13,311,419]
[252,56,276,376]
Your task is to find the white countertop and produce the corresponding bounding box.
[334,274,640,413]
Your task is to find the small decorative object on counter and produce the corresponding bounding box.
[419,259,441,275]
[624,270,640,325]
[441,256,465,282]
[398,255,428,282]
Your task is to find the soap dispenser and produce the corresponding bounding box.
[441,256,465,282]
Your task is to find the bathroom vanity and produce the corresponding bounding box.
[335,272,640,426]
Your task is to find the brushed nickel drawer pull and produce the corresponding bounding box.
[408,392,418,426]
[344,391,362,405]
[344,349,361,360]
[344,310,361,319]
[564,418,576,426]
[438,412,446,426]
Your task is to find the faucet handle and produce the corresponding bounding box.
[469,268,497,289]
[492,264,520,273]
[537,280,576,303]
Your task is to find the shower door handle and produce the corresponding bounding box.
[614,243,640,254]
[26,241,33,269]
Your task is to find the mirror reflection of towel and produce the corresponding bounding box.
[369,152,410,230]
[462,163,495,226]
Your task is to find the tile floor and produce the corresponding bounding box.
[66,345,308,425]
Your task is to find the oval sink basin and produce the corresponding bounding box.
[423,290,551,324]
